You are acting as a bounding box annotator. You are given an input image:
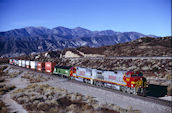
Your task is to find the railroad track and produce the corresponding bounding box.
[6,64,172,107]
[68,79,172,107]
[66,56,172,60]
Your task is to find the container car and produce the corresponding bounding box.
[37,62,45,72]
[16,60,19,66]
[26,60,30,68]
[13,59,18,65]
[22,60,26,67]
[30,61,38,70]
[18,60,22,67]
[45,62,56,74]
[9,59,13,64]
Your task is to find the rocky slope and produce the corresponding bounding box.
[0,26,152,57]
[62,36,171,57]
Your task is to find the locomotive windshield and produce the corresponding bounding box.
[131,73,143,77]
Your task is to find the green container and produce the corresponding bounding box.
[53,66,72,77]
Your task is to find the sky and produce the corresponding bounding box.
[0,0,171,36]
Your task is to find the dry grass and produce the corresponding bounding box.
[21,74,48,83]
[0,100,8,113]
[0,84,16,95]
[167,84,172,96]
[11,84,140,113]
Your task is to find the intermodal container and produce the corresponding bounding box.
[13,59,18,65]
[22,60,26,67]
[9,59,12,64]
[16,60,19,66]
[45,62,56,74]
[18,60,22,67]
[37,62,45,72]
[30,61,38,70]
[26,60,30,68]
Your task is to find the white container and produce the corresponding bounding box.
[9,59,12,64]
[30,61,38,69]
[26,60,30,65]
[18,60,22,67]
[22,60,26,67]
[16,60,19,65]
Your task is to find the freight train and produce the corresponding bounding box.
[9,59,147,95]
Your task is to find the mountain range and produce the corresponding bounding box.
[0,26,156,57]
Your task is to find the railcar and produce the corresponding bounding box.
[9,59,13,64]
[25,60,30,68]
[53,66,72,78]
[18,60,22,67]
[37,62,45,72]
[21,60,26,67]
[45,62,56,74]
[30,61,38,70]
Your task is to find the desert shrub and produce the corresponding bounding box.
[0,100,8,113]
[0,85,16,95]
[167,84,172,96]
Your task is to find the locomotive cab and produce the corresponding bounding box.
[123,72,147,95]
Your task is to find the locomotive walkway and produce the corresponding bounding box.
[66,56,172,60]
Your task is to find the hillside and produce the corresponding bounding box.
[65,36,171,57]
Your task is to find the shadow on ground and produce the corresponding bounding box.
[146,84,167,97]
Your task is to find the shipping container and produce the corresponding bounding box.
[9,59,12,64]
[18,60,22,67]
[26,60,30,68]
[22,60,26,67]
[16,60,19,66]
[13,59,18,65]
[45,62,56,74]
[37,62,45,72]
[30,61,38,70]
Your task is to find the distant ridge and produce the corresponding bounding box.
[0,26,157,57]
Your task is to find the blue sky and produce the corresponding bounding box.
[0,0,171,36]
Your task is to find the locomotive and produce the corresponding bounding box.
[9,59,147,95]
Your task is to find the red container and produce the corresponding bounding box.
[37,62,45,72]
[45,62,56,74]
